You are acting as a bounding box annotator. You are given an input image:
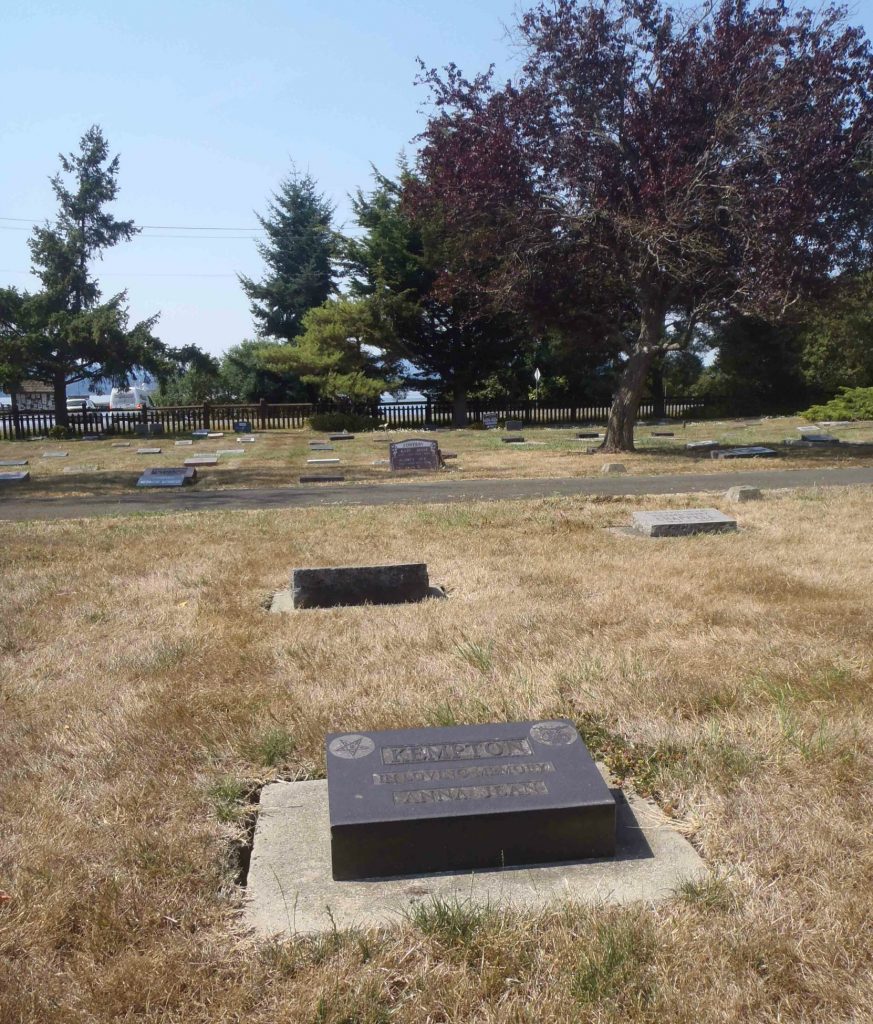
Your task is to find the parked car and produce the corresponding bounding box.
[66,397,103,424]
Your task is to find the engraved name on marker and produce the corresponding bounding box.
[381,737,532,764]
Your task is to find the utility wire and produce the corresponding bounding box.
[0,215,264,232]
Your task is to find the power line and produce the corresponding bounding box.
[0,215,264,232]
[0,268,240,278]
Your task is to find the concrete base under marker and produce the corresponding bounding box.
[243,776,706,937]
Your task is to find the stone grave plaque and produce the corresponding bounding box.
[505,419,523,431]
[184,455,218,466]
[175,440,194,446]
[137,447,161,455]
[292,562,430,609]
[801,433,840,444]
[300,474,345,483]
[0,470,29,483]
[330,433,355,441]
[135,423,164,437]
[238,436,256,443]
[0,459,28,466]
[218,448,246,455]
[687,440,718,450]
[309,444,334,451]
[111,442,131,448]
[632,508,737,537]
[577,431,600,439]
[81,434,103,441]
[650,431,674,437]
[307,457,340,464]
[483,414,498,429]
[233,420,252,432]
[502,436,525,444]
[42,451,68,458]
[207,432,224,438]
[192,429,210,438]
[711,446,777,460]
[389,439,441,472]
[136,466,196,488]
[326,719,616,880]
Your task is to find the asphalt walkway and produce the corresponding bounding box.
[2,465,873,522]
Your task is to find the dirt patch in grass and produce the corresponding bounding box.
[1,488,872,1021]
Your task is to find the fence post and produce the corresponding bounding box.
[425,398,432,425]
[202,401,211,430]
[259,398,268,430]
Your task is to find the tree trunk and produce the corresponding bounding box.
[53,373,69,429]
[10,389,22,441]
[452,388,468,427]
[601,303,665,452]
[650,360,666,420]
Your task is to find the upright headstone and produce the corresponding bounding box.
[389,439,441,472]
[482,414,498,429]
[233,420,252,433]
[292,563,431,609]
[326,719,615,879]
[631,508,737,537]
[505,420,523,431]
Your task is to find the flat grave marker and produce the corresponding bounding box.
[711,446,777,460]
[650,431,674,437]
[389,439,441,472]
[291,562,432,610]
[330,433,355,441]
[687,439,718,450]
[0,470,29,484]
[217,448,246,456]
[111,442,131,448]
[237,437,256,443]
[601,462,626,474]
[175,440,194,446]
[577,431,600,439]
[184,455,218,466]
[0,459,28,467]
[326,719,615,880]
[42,451,68,458]
[207,432,224,438]
[309,444,334,451]
[502,436,525,444]
[307,458,340,464]
[137,447,162,455]
[81,434,103,441]
[192,430,210,438]
[631,508,737,537]
[137,466,196,488]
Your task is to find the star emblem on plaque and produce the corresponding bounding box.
[328,734,376,759]
[529,721,578,746]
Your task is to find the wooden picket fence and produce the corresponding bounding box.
[0,395,709,440]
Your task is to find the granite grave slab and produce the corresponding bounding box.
[136,466,196,488]
[42,451,68,458]
[330,433,355,441]
[184,456,218,466]
[389,439,441,472]
[711,446,777,459]
[111,442,131,448]
[137,447,162,455]
[0,470,29,483]
[632,508,737,537]
[502,436,525,444]
[218,449,246,455]
[505,420,523,431]
[0,459,28,466]
[175,440,194,446]
[307,458,340,464]
[326,719,615,880]
[292,562,431,609]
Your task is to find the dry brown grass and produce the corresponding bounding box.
[3,415,873,498]
[1,487,872,1022]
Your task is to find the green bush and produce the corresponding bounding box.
[47,425,71,440]
[308,412,379,433]
[801,386,873,422]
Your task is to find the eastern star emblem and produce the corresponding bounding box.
[329,734,376,759]
[529,721,578,746]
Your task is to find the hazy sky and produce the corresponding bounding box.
[2,1,872,360]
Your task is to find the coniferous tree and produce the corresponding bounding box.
[0,126,170,426]
[239,168,336,342]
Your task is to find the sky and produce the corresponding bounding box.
[2,0,873,363]
[0,0,523,360]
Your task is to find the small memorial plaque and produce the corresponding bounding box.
[292,562,430,609]
[0,459,27,466]
[192,430,210,438]
[687,440,718,450]
[502,436,525,444]
[111,442,131,448]
[175,440,194,446]
[238,436,256,443]
[326,719,615,879]
[42,451,68,458]
[207,432,224,438]
[136,466,196,488]
[218,448,246,455]
[505,419,523,431]
[307,457,340,464]
[389,439,441,472]
[81,434,103,441]
[650,431,674,437]
[711,446,777,460]
[309,444,334,451]
[483,414,498,429]
[137,447,161,455]
[632,508,737,537]
[577,431,600,439]
[184,455,218,466]
[330,433,355,441]
[0,470,29,483]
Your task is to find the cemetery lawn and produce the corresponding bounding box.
[2,415,873,498]
[2,487,872,1023]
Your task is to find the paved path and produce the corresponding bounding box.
[2,465,873,523]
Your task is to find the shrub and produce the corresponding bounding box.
[801,386,873,422]
[47,425,71,440]
[308,412,379,433]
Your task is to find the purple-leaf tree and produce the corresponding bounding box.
[413,0,873,449]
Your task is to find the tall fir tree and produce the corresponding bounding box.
[0,126,169,426]
[239,168,336,342]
